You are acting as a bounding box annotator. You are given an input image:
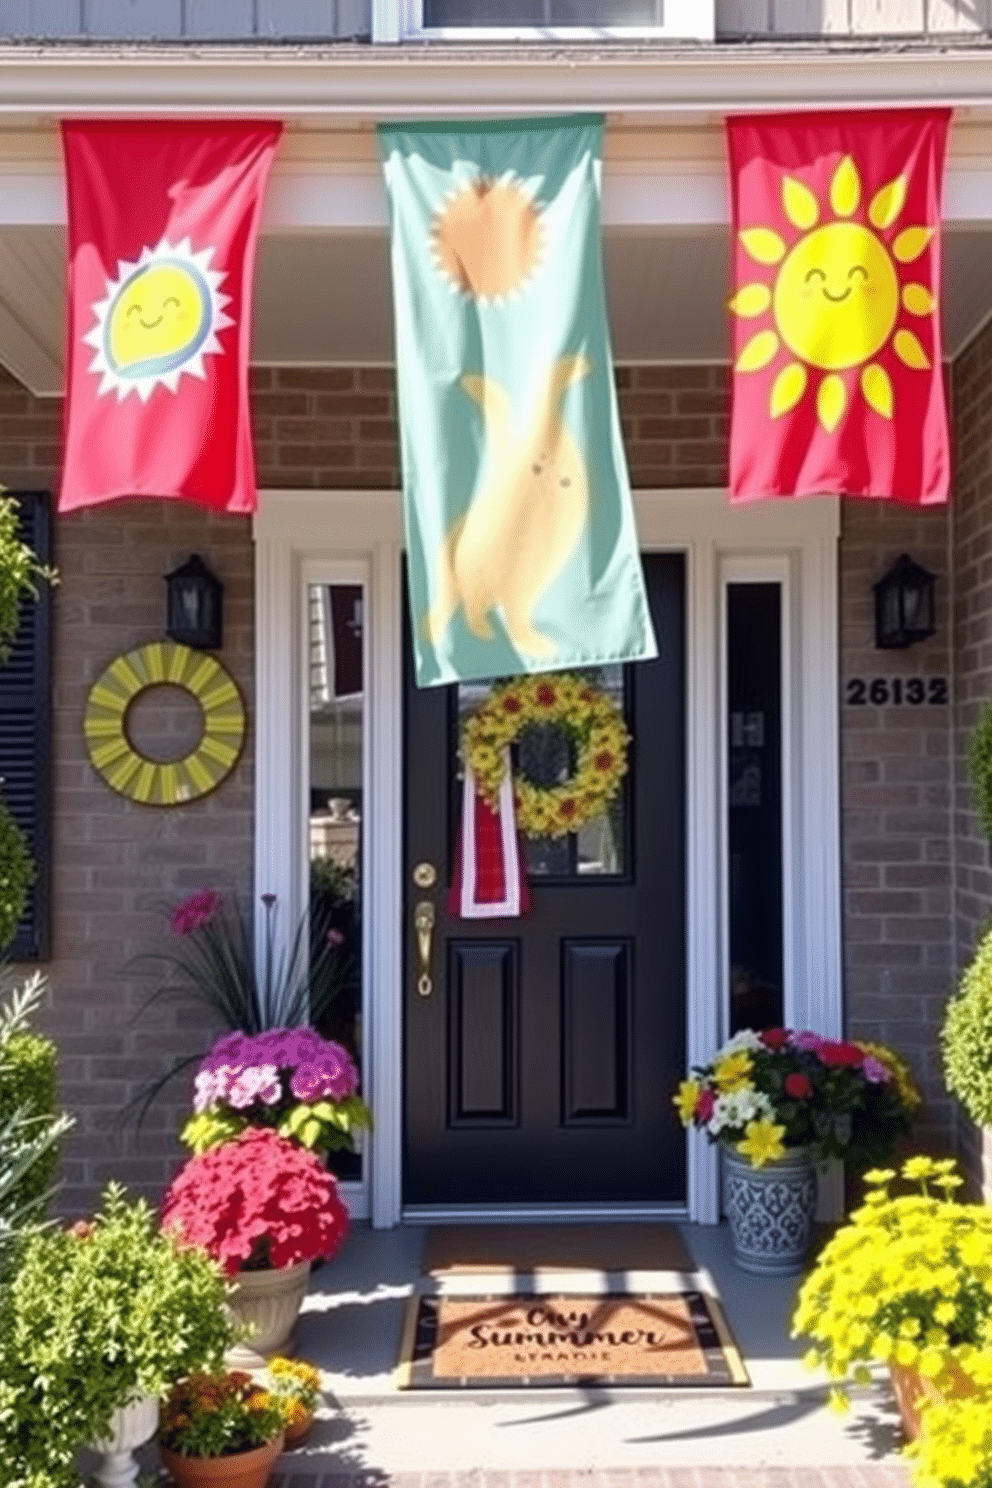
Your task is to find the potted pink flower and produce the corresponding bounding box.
[161,1127,349,1364]
[182,1025,371,1160]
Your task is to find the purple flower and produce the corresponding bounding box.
[290,1063,324,1102]
[170,889,222,936]
[317,1046,359,1098]
[862,1055,891,1084]
[255,1069,283,1105]
[201,1032,249,1073]
[792,1031,825,1053]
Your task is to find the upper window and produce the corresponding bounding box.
[375,0,712,39]
[427,1,660,21]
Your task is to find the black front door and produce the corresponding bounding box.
[403,553,686,1206]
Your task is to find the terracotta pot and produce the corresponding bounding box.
[282,1409,314,1449]
[159,1435,283,1488]
[225,1260,310,1367]
[889,1360,978,1442]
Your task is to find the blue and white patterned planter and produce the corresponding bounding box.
[721,1143,818,1276]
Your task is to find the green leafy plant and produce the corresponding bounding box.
[0,973,72,1280]
[0,1184,237,1488]
[793,1157,992,1409]
[0,795,33,952]
[943,924,992,1127]
[970,702,992,839]
[0,982,61,1212]
[0,491,56,665]
[309,855,356,905]
[159,1370,285,1459]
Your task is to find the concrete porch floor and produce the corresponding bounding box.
[267,1222,912,1487]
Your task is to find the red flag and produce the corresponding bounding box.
[726,109,951,506]
[59,120,281,515]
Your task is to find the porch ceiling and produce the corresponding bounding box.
[2,223,991,396]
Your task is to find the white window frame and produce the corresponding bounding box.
[372,0,713,43]
[254,486,840,1229]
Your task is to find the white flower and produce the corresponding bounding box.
[714,1029,764,1059]
[707,1087,775,1136]
[192,1069,219,1113]
[228,1062,281,1110]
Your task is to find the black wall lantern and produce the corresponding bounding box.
[873,554,936,650]
[165,554,223,651]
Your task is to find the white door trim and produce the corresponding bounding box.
[254,486,840,1227]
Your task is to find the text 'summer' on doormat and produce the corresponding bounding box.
[396,1291,749,1389]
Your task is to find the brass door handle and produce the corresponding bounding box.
[414,900,435,998]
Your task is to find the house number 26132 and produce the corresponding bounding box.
[846,677,948,706]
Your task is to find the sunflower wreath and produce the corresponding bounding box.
[461,672,630,839]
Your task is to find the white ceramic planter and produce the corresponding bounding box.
[87,1392,159,1488]
[226,1259,311,1366]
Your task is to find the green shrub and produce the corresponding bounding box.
[0,974,72,1281]
[970,702,992,839]
[0,491,56,664]
[0,1017,60,1218]
[0,795,32,952]
[0,1183,237,1488]
[944,924,992,1127]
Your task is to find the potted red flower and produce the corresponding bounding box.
[161,1126,349,1363]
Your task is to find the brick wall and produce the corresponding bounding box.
[0,359,959,1213]
[838,499,954,1150]
[951,317,992,1195]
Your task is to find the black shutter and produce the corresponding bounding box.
[0,492,52,960]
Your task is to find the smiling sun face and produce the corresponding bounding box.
[85,237,232,402]
[732,156,935,431]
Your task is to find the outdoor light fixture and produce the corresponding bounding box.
[164,554,223,651]
[873,554,936,651]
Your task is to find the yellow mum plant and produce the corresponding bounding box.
[793,1157,992,1399]
[906,1390,992,1488]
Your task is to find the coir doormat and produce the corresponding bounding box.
[396,1290,749,1389]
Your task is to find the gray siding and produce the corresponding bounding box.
[0,1,986,49]
[0,0,372,39]
[716,0,990,34]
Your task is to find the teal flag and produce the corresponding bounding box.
[378,115,657,688]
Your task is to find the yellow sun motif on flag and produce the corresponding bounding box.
[85,237,232,403]
[731,155,935,432]
[430,173,544,306]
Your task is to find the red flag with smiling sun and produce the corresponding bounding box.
[726,109,951,506]
[59,120,281,515]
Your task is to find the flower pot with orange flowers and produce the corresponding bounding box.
[158,1370,287,1488]
[161,1126,350,1366]
[264,1357,322,1449]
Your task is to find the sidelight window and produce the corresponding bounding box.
[724,580,785,1036]
[307,581,366,1180]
